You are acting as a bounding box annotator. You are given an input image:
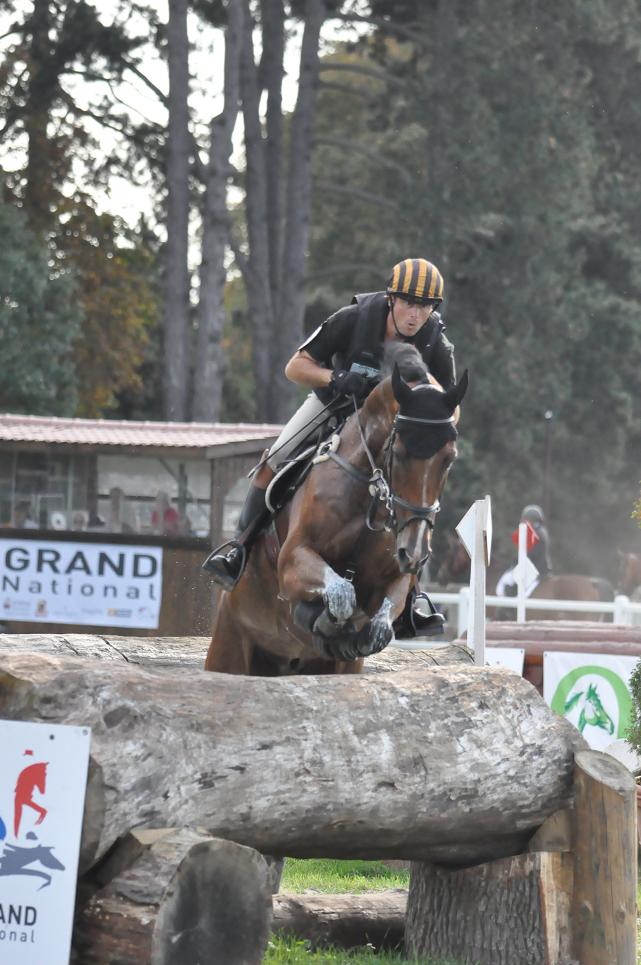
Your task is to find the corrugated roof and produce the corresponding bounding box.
[0,413,282,449]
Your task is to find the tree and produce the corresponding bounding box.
[0,195,81,414]
[57,197,159,417]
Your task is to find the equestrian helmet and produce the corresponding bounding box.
[386,258,444,306]
[521,504,545,524]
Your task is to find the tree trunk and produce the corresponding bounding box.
[571,750,637,965]
[24,0,53,233]
[275,0,327,421]
[163,0,191,421]
[238,0,276,418]
[0,654,585,869]
[73,829,273,965]
[273,890,406,951]
[405,851,575,965]
[191,0,244,422]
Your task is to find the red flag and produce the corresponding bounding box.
[511,521,539,552]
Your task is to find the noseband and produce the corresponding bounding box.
[324,401,454,537]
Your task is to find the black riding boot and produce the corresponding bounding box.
[202,484,270,590]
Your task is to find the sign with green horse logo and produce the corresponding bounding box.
[544,651,637,751]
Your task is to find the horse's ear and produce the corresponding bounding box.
[442,369,469,412]
[392,363,414,406]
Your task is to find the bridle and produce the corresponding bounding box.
[324,397,455,538]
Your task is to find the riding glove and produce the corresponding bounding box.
[330,368,369,402]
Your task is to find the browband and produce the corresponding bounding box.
[395,414,455,426]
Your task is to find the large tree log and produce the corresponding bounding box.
[273,890,406,951]
[572,750,637,965]
[0,651,585,869]
[405,851,574,965]
[73,829,273,965]
[0,633,472,673]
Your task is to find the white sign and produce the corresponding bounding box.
[544,651,637,751]
[486,647,525,675]
[0,720,91,964]
[0,539,163,629]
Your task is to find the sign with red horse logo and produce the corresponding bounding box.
[0,721,90,964]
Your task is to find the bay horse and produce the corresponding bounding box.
[205,342,468,676]
[617,550,641,597]
[435,533,613,621]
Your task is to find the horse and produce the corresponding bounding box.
[434,532,613,621]
[617,550,641,597]
[205,342,468,677]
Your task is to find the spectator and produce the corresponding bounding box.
[151,491,180,537]
[105,487,135,534]
[13,501,38,529]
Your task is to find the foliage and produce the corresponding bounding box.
[0,196,81,415]
[625,659,641,759]
[307,1,641,578]
[281,858,409,894]
[56,197,160,417]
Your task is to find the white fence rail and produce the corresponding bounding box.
[426,589,641,639]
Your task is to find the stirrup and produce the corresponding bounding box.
[201,539,247,591]
[412,591,446,637]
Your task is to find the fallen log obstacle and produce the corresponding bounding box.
[73,828,274,965]
[0,649,583,868]
[0,635,636,963]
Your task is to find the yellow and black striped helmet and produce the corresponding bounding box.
[386,258,444,305]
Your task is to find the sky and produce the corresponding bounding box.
[0,1,368,229]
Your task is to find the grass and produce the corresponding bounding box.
[280,858,409,895]
[263,859,461,964]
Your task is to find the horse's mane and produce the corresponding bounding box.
[381,341,428,383]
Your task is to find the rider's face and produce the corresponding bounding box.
[387,296,433,338]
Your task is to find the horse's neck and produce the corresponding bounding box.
[347,383,396,464]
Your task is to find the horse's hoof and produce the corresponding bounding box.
[292,599,324,634]
[312,622,359,660]
[323,575,357,623]
[358,619,393,657]
[313,606,345,639]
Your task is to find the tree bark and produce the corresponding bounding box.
[73,829,273,965]
[24,0,54,233]
[405,851,574,965]
[163,0,191,421]
[571,750,637,965]
[273,890,406,951]
[191,0,244,421]
[238,0,276,418]
[275,0,327,421]
[0,654,585,869]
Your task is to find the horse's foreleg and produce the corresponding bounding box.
[205,595,253,674]
[279,544,357,635]
[357,575,413,656]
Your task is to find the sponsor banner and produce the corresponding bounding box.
[0,539,163,629]
[485,647,525,675]
[0,720,90,965]
[544,651,637,751]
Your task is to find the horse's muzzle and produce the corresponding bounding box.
[396,547,425,575]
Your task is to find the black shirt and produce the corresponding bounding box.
[299,291,456,403]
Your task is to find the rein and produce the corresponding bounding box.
[325,396,449,534]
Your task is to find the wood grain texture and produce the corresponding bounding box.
[405,851,574,965]
[0,651,585,868]
[572,750,637,965]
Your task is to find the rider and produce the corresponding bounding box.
[203,258,457,629]
[496,504,553,596]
